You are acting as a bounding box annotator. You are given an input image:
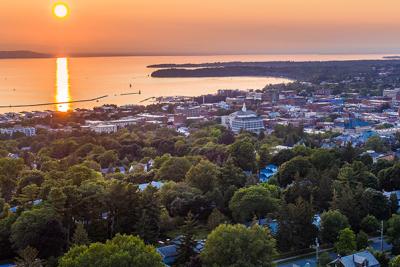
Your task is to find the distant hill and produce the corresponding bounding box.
[0,50,52,59]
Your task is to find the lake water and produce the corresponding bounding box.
[0,54,396,113]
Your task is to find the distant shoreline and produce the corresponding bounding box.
[2,50,400,60]
[149,59,400,80]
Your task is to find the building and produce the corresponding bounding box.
[383,88,400,100]
[175,105,201,117]
[157,238,205,266]
[329,251,380,267]
[259,164,278,183]
[0,126,36,137]
[90,124,117,134]
[222,103,265,134]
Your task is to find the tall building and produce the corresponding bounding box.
[222,103,265,134]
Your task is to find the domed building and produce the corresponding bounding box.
[221,103,265,134]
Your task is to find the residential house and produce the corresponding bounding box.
[329,250,380,267]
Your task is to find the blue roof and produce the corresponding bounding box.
[138,181,164,191]
[157,245,177,265]
[157,240,205,265]
[313,214,321,229]
[245,219,278,235]
[259,164,278,183]
[10,199,43,213]
[333,251,380,267]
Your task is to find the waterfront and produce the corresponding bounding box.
[0,54,396,113]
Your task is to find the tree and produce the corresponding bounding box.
[159,182,212,219]
[331,182,364,228]
[218,158,246,189]
[360,215,380,235]
[10,206,67,258]
[319,252,332,267]
[14,246,44,267]
[387,214,400,255]
[0,214,17,259]
[66,165,101,186]
[176,212,198,266]
[378,164,400,191]
[207,208,228,230]
[390,193,399,215]
[201,224,277,267]
[277,198,318,251]
[276,156,313,187]
[365,136,388,153]
[97,150,118,169]
[157,157,192,182]
[320,210,350,244]
[218,130,235,145]
[271,149,295,166]
[258,144,271,169]
[230,139,256,171]
[0,158,25,201]
[72,223,90,246]
[135,186,161,243]
[185,160,219,193]
[356,231,369,250]
[229,185,279,223]
[16,170,45,194]
[335,228,356,256]
[390,256,400,267]
[360,188,389,220]
[58,234,164,267]
[310,149,335,171]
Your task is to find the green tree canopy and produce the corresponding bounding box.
[201,224,277,267]
[157,157,192,182]
[10,206,66,258]
[387,214,400,255]
[185,160,219,193]
[360,215,380,235]
[320,210,350,244]
[276,156,313,187]
[230,139,256,171]
[229,185,279,223]
[58,234,163,267]
[334,228,356,256]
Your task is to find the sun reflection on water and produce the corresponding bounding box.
[56,58,71,112]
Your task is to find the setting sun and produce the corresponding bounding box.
[53,3,69,18]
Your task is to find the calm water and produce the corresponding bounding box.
[0,54,396,113]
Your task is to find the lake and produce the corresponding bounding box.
[0,54,396,113]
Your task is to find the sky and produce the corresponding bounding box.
[1,0,400,55]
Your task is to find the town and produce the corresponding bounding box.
[1,74,400,266]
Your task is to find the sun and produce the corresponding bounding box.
[53,3,69,18]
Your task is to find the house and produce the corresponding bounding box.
[157,245,177,266]
[157,238,205,266]
[245,218,279,235]
[129,159,154,173]
[329,251,380,267]
[259,164,278,183]
[10,199,43,213]
[101,166,126,174]
[138,181,164,191]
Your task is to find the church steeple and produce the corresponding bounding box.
[242,102,247,112]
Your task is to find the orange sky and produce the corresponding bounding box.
[1,0,400,55]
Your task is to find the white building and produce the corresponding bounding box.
[90,124,117,134]
[0,127,36,136]
[222,103,265,134]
